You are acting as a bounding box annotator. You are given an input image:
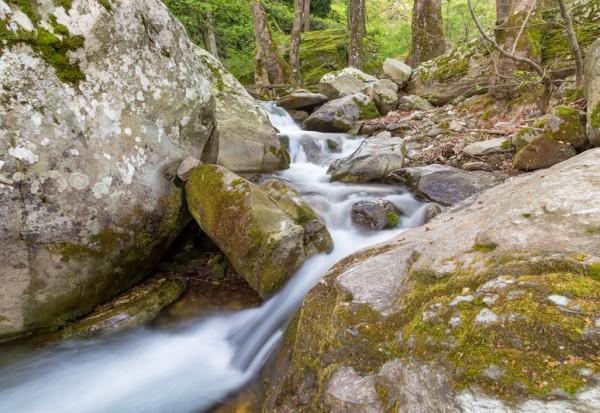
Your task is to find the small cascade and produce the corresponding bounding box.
[0,103,428,413]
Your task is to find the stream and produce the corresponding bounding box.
[0,103,427,412]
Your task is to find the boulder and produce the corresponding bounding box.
[328,132,406,182]
[0,0,216,338]
[304,93,380,133]
[288,109,309,125]
[362,79,399,115]
[319,67,377,100]
[277,90,328,112]
[512,127,544,152]
[540,105,588,150]
[513,137,577,171]
[382,58,412,87]
[57,276,186,340]
[397,95,434,111]
[584,38,600,146]
[195,48,289,173]
[463,138,511,157]
[351,200,402,231]
[262,149,600,412]
[185,164,331,297]
[389,164,504,205]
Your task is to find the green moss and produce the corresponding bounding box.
[385,211,400,229]
[354,97,379,120]
[55,0,72,11]
[9,0,40,24]
[98,0,113,11]
[472,243,497,253]
[591,103,600,129]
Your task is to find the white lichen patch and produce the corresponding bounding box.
[8,147,38,164]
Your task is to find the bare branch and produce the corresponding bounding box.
[557,0,584,89]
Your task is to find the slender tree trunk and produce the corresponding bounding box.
[206,10,219,60]
[557,0,584,89]
[290,0,304,88]
[407,0,446,67]
[348,0,366,68]
[303,0,310,32]
[250,0,285,94]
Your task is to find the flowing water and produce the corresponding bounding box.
[0,103,427,412]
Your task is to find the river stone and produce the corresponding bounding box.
[260,149,600,412]
[277,90,328,112]
[351,200,402,231]
[585,38,600,146]
[57,276,187,340]
[382,58,412,87]
[463,138,511,156]
[0,0,218,339]
[513,137,577,171]
[327,132,406,182]
[362,78,399,115]
[195,48,289,173]
[304,93,379,133]
[185,164,331,297]
[318,67,378,100]
[389,164,504,205]
[397,95,434,111]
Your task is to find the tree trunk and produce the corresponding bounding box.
[290,0,304,88]
[407,0,446,67]
[348,0,366,68]
[250,0,286,94]
[557,0,584,89]
[206,10,219,60]
[491,0,542,100]
[303,0,310,32]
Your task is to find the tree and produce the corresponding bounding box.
[205,10,219,60]
[250,0,286,90]
[290,0,304,88]
[407,0,446,67]
[557,0,583,89]
[303,0,311,32]
[348,0,366,68]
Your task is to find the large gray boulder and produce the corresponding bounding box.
[277,90,328,112]
[362,79,399,115]
[304,93,380,133]
[186,165,332,297]
[319,67,378,100]
[388,164,504,205]
[195,48,289,173]
[585,38,600,146]
[382,58,412,87]
[1,0,213,339]
[328,132,406,182]
[262,149,600,412]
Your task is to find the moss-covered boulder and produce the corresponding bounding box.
[362,79,399,116]
[0,0,216,339]
[304,93,380,133]
[185,165,331,297]
[514,137,577,171]
[261,149,600,412]
[57,276,186,340]
[585,38,600,147]
[299,29,348,87]
[318,67,378,100]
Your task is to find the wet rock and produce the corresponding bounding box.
[383,58,412,87]
[277,90,328,112]
[304,93,379,133]
[585,38,600,146]
[58,276,187,340]
[328,132,406,182]
[318,67,378,100]
[463,138,511,156]
[388,164,504,205]
[0,0,217,338]
[351,200,402,231]
[362,78,399,115]
[185,164,331,297]
[513,137,576,171]
[288,109,309,125]
[261,150,600,412]
[196,48,289,173]
[397,95,434,111]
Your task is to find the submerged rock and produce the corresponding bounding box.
[58,276,187,340]
[382,58,412,87]
[277,90,328,112]
[328,132,406,182]
[319,67,378,100]
[389,164,504,205]
[0,0,217,338]
[185,164,331,297]
[304,93,380,133]
[351,200,402,231]
[261,149,600,412]
[585,38,600,146]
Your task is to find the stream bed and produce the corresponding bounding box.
[0,103,427,412]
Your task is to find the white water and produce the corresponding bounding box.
[0,103,427,413]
